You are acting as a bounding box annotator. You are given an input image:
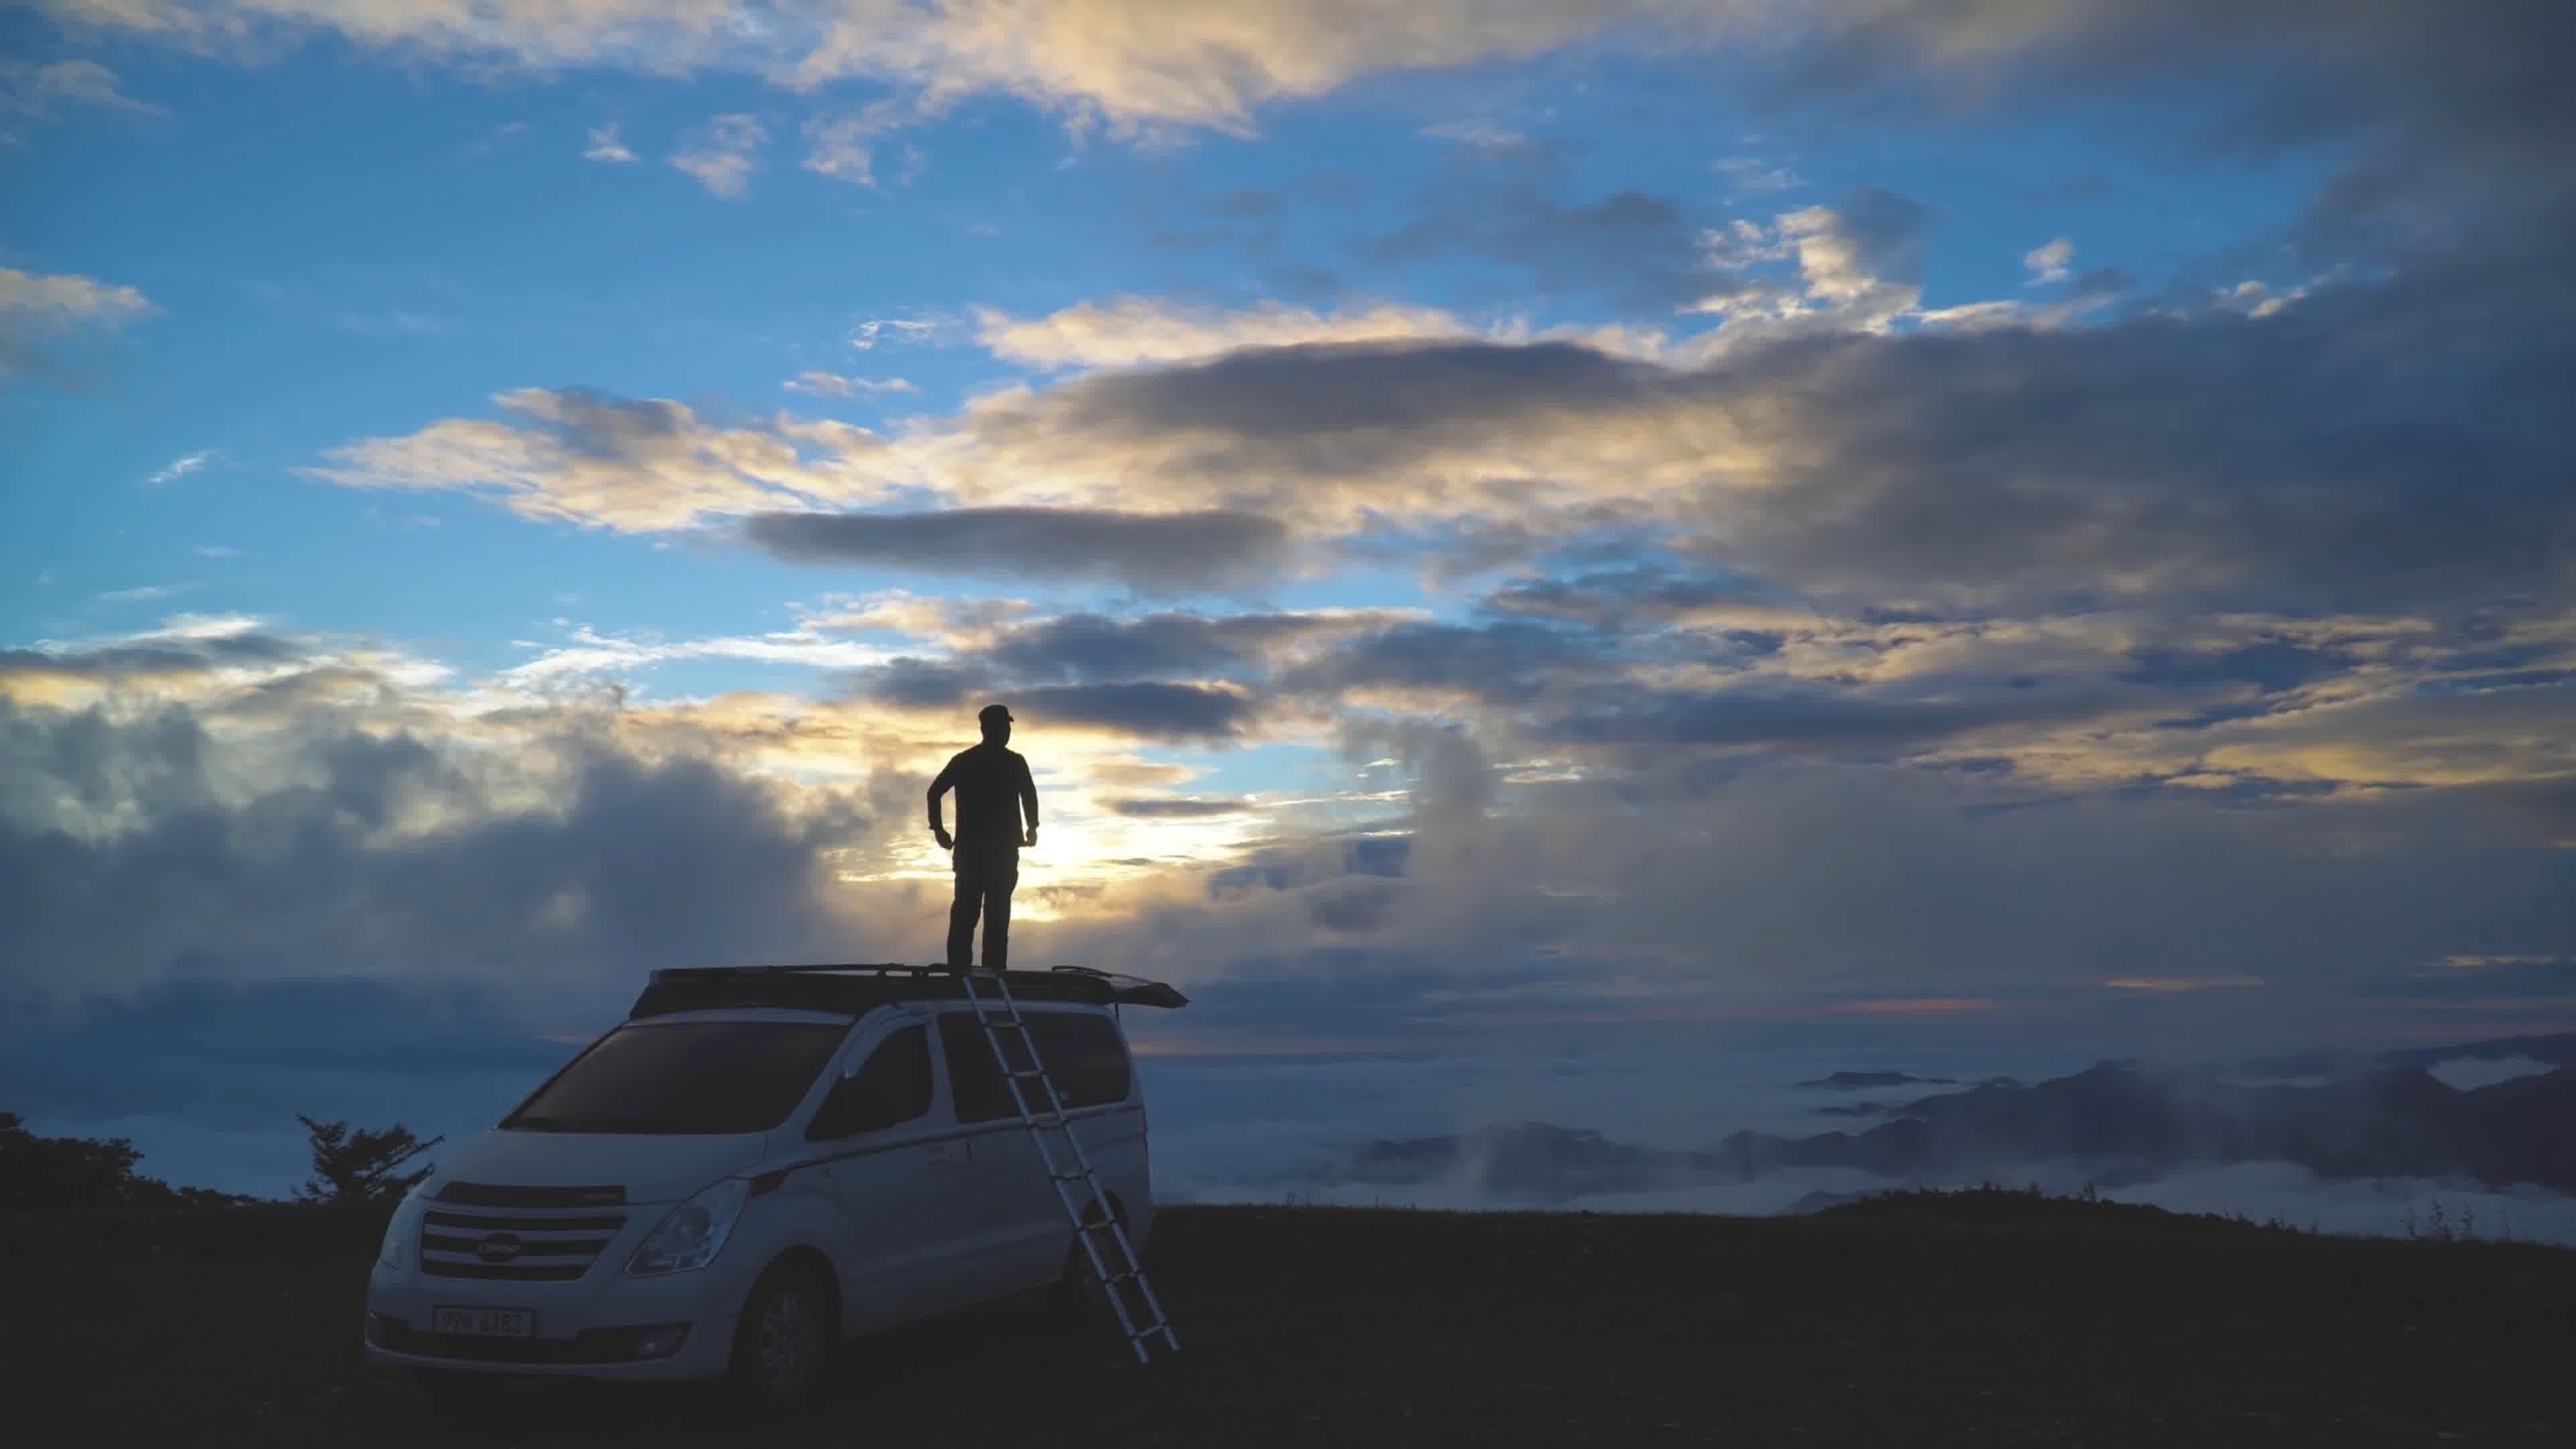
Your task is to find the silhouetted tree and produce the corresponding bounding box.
[1,1112,252,1218]
[294,1115,443,1205]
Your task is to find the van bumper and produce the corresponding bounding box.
[362,1258,746,1382]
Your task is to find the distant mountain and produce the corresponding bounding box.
[1814,1102,1893,1118]
[1320,1049,2576,1202]
[1794,1071,2025,1090]
[2232,1030,2576,1080]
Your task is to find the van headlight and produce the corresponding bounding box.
[626,1179,750,1277]
[376,1183,432,1270]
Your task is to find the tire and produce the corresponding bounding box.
[728,1260,833,1415]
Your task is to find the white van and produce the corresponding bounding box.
[362,965,1186,1409]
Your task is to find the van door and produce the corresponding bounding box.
[937,1008,1140,1296]
[807,1020,973,1330]
[936,1011,1075,1296]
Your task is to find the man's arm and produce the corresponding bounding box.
[926,756,958,847]
[1017,753,1040,846]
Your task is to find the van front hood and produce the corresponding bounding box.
[435,1128,771,1206]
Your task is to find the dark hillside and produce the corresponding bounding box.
[5,1199,2572,1446]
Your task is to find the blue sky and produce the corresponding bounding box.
[5,3,2573,1177]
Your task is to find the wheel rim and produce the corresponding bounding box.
[757,1286,817,1393]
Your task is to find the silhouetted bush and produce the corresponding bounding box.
[0,1110,400,1263]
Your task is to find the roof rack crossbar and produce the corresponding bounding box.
[631,962,1188,1013]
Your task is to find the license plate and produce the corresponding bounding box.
[432,1306,535,1338]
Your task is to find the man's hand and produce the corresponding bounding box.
[932,826,953,851]
[1024,825,1038,848]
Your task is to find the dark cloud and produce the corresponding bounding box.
[1105,796,1253,818]
[741,506,1291,594]
[1545,684,2164,751]
[1481,568,1801,633]
[1280,621,1598,705]
[1778,1,2576,232]
[0,700,893,1008]
[1015,246,2573,613]
[1826,184,1937,286]
[1057,337,1661,441]
[1368,184,1724,312]
[839,659,1254,740]
[0,631,304,684]
[1675,258,2576,612]
[1015,682,1254,741]
[979,610,1358,684]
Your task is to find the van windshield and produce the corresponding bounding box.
[503,1020,848,1134]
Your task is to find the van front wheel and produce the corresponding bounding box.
[727,1260,831,1414]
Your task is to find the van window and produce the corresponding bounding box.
[503,1021,847,1134]
[940,1014,1016,1124]
[1030,1012,1132,1108]
[940,1011,1131,1123]
[806,1026,932,1140]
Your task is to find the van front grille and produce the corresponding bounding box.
[418,1197,629,1281]
[435,1180,626,1208]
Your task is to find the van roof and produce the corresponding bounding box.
[628,963,1188,1020]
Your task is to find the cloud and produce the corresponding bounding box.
[669,111,766,198]
[975,296,1474,371]
[495,618,898,694]
[21,1,1686,131]
[1420,119,1525,148]
[582,121,636,163]
[142,448,214,487]
[1371,185,1718,313]
[1106,795,1252,818]
[94,584,189,606]
[741,506,1294,594]
[26,0,2572,241]
[2023,236,2074,285]
[311,220,2576,619]
[0,701,897,1008]
[305,386,891,532]
[973,608,1414,684]
[1712,154,1803,195]
[1544,682,2169,751]
[0,266,157,380]
[848,315,947,350]
[1,57,160,145]
[783,370,916,397]
[802,97,924,186]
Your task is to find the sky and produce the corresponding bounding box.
[3,2,2573,1200]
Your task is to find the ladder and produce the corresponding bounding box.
[957,967,1181,1363]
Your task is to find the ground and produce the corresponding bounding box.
[6,1203,2572,1446]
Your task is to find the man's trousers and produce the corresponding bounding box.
[947,838,1020,971]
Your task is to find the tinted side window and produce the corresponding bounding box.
[938,1014,1016,1124]
[806,1026,931,1140]
[1028,1012,1132,1108]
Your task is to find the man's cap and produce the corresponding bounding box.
[979,703,1013,723]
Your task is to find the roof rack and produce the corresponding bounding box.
[628,963,1189,1020]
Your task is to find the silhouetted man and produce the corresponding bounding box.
[928,704,1040,973]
